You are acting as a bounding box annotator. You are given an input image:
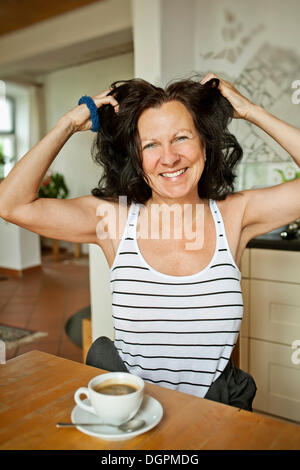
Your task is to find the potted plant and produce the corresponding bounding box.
[38,171,70,260]
[0,142,16,180]
[38,170,69,199]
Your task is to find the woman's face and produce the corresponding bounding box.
[137,100,206,203]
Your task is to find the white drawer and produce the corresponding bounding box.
[251,249,300,283]
[249,339,300,423]
[249,279,300,344]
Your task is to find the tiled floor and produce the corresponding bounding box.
[0,247,90,363]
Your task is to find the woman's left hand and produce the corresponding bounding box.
[200,73,255,120]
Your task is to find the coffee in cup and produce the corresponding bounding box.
[93,380,139,396]
[74,372,144,425]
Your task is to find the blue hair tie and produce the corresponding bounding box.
[78,95,99,132]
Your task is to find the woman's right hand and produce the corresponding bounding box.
[62,88,119,133]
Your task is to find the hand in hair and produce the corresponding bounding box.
[200,73,254,120]
[63,88,119,133]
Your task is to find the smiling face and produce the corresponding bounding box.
[137,100,206,205]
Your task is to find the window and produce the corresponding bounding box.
[0,95,16,179]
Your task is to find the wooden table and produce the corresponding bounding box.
[0,350,300,450]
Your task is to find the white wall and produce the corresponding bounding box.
[0,82,41,271]
[131,0,162,85]
[89,244,114,342]
[192,0,300,190]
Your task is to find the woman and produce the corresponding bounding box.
[0,73,299,411]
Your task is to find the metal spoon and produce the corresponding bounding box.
[56,418,146,433]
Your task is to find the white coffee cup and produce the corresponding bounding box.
[74,372,144,425]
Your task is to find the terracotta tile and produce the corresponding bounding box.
[0,317,30,330]
[0,282,18,295]
[0,306,34,317]
[15,296,40,303]
[27,318,63,335]
[16,339,60,357]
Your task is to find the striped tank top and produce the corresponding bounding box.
[110,199,243,398]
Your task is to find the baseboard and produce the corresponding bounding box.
[0,264,42,278]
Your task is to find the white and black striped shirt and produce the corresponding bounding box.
[110,199,243,398]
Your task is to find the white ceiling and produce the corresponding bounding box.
[0,0,133,85]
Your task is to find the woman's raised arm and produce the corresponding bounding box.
[0,90,118,245]
[201,73,300,236]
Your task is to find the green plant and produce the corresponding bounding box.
[0,142,6,165]
[38,171,69,199]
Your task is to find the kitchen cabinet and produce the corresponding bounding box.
[240,247,300,423]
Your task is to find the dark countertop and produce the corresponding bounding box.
[247,229,300,251]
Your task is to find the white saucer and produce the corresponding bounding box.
[71,394,163,441]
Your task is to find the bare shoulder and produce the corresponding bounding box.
[83,195,125,222]
[82,194,115,211]
[87,196,130,249]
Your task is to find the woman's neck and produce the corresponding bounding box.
[146,192,204,208]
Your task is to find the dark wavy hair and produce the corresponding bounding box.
[91,76,243,204]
